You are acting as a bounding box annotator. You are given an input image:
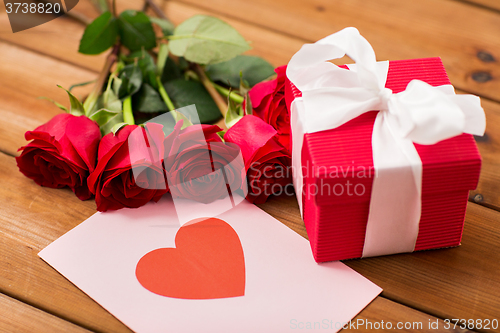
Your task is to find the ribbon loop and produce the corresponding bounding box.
[286,27,486,257]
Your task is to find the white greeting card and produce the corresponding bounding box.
[39,196,381,332]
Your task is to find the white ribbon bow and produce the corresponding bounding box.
[286,27,485,257]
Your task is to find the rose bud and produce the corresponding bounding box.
[16,113,101,200]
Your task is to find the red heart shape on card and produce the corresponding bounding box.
[136,218,245,299]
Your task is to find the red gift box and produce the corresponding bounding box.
[285,57,482,262]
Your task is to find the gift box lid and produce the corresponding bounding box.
[285,57,482,206]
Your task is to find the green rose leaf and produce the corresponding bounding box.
[168,15,251,65]
[126,51,158,88]
[68,79,96,92]
[57,85,85,116]
[139,55,158,88]
[118,63,143,98]
[89,108,125,136]
[118,10,157,52]
[111,122,128,135]
[206,55,275,88]
[156,43,169,78]
[150,16,175,36]
[79,11,118,55]
[161,57,183,82]
[133,83,168,113]
[164,79,222,123]
[101,88,122,112]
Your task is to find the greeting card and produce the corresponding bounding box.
[39,196,381,332]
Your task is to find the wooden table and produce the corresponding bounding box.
[1,0,499,331]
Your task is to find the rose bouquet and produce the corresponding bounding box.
[17,2,292,211]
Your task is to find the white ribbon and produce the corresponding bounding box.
[286,27,485,257]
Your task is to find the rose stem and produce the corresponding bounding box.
[122,96,135,125]
[145,0,167,20]
[111,0,117,18]
[144,0,229,120]
[193,65,229,118]
[83,43,120,116]
[156,77,176,112]
[212,82,244,104]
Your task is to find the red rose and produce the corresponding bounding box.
[16,113,100,200]
[249,65,290,153]
[164,122,245,204]
[224,115,291,204]
[87,124,168,211]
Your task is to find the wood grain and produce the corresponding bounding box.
[0,0,305,68]
[348,297,473,332]
[171,0,500,103]
[460,0,500,11]
[0,151,478,332]
[0,41,96,157]
[0,12,104,73]
[258,193,500,328]
[0,153,132,333]
[0,293,92,333]
[347,202,500,323]
[467,94,500,210]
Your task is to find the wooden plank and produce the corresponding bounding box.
[5,0,499,104]
[259,194,500,325]
[346,202,500,323]
[0,11,104,73]
[0,293,92,333]
[169,0,500,103]
[468,95,500,210]
[0,151,472,332]
[0,153,132,332]
[0,0,304,68]
[0,1,302,156]
[348,297,472,332]
[0,41,96,157]
[459,0,500,12]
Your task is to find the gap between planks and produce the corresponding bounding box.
[168,0,500,104]
[0,292,92,333]
[453,0,500,13]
